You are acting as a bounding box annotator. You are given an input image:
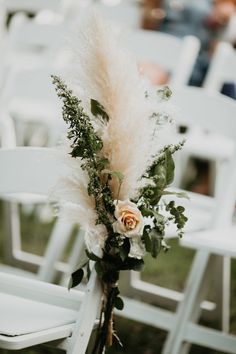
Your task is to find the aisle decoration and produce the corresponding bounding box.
[52,13,187,354]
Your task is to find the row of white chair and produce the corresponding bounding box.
[1,2,236,353]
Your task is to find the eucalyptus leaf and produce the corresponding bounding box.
[114,296,124,311]
[165,150,175,185]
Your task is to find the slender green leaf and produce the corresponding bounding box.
[91,99,109,122]
[68,268,84,290]
[165,150,175,185]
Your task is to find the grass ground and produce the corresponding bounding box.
[0,201,235,354]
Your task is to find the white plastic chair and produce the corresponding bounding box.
[163,224,236,354]
[120,87,236,336]
[203,42,236,92]
[0,147,102,353]
[122,28,200,86]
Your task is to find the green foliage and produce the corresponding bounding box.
[166,200,188,237]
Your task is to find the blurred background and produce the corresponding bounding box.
[0,0,236,353]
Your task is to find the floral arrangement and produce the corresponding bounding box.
[52,13,187,354]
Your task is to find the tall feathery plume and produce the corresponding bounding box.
[64,11,174,200]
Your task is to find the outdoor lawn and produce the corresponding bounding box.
[0,201,235,354]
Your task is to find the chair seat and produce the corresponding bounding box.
[0,293,78,337]
[180,225,236,258]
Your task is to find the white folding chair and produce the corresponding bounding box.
[122,28,200,86]
[163,224,236,354]
[120,87,236,336]
[0,147,102,353]
[203,41,236,92]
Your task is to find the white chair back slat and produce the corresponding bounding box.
[0,147,67,196]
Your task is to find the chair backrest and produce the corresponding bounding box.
[0,147,67,197]
[122,29,200,86]
[203,42,236,92]
[171,86,236,225]
[171,85,236,141]
[8,13,66,52]
[5,0,63,13]
[93,1,141,29]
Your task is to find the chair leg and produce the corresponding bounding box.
[162,250,211,354]
[222,256,231,333]
[3,201,21,265]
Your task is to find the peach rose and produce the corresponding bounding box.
[112,200,144,237]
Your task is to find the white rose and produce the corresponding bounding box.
[112,200,144,237]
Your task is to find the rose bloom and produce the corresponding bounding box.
[113,200,144,237]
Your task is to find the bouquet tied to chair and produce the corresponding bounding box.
[52,12,187,354]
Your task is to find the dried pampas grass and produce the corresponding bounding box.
[56,11,175,243]
[64,11,174,201]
